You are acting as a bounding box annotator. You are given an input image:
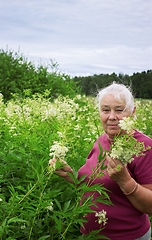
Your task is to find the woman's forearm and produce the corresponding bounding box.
[120,178,152,215]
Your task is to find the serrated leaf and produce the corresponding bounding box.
[94,197,112,206]
[53,214,62,231]
[63,200,71,212]
[77,181,88,191]
[98,140,103,159]
[77,174,87,184]
[54,198,62,211]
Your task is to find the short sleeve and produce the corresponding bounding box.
[128,132,152,185]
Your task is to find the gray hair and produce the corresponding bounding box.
[98,82,135,113]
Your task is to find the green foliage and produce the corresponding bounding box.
[135,99,152,138]
[131,70,152,99]
[74,70,152,99]
[0,93,108,239]
[1,47,151,102]
[0,66,152,238]
[0,47,151,240]
[0,48,81,101]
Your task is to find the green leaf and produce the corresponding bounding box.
[2,218,7,227]
[77,174,87,184]
[8,217,27,224]
[63,200,71,212]
[0,226,4,234]
[38,235,50,240]
[53,214,62,231]
[6,238,16,240]
[98,140,103,160]
[77,181,88,191]
[54,198,62,211]
[94,196,112,206]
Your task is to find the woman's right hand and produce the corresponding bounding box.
[49,157,74,184]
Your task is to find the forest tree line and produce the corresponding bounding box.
[74,70,152,99]
[0,48,152,101]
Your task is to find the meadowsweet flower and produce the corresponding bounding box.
[76,94,81,99]
[49,159,56,173]
[46,202,53,211]
[74,125,80,130]
[118,117,135,134]
[49,141,68,159]
[21,223,26,229]
[110,117,151,166]
[95,210,108,225]
[57,131,63,138]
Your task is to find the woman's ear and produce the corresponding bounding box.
[132,106,136,119]
[133,106,136,115]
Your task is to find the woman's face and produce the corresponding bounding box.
[100,94,134,140]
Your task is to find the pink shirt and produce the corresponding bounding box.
[78,131,152,240]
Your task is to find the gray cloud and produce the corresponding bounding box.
[0,0,152,76]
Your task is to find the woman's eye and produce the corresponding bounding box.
[103,109,109,112]
[116,109,123,113]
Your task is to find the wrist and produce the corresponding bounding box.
[124,182,138,196]
[120,178,138,196]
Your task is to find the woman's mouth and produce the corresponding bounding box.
[108,124,118,128]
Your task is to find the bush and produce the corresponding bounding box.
[0,48,81,101]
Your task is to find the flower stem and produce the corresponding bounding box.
[28,173,52,240]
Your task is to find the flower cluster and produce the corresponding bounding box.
[95,210,108,225]
[21,223,26,230]
[49,141,68,159]
[110,117,151,166]
[48,159,56,174]
[110,135,146,166]
[118,116,135,134]
[49,141,69,173]
[45,202,53,211]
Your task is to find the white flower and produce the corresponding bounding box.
[46,202,53,211]
[95,210,108,225]
[49,160,56,173]
[108,117,151,166]
[110,134,147,166]
[74,125,80,130]
[49,141,68,159]
[57,131,63,138]
[21,224,26,229]
[118,117,135,134]
[76,94,81,99]
[0,198,2,202]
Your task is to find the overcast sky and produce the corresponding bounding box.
[1,0,152,77]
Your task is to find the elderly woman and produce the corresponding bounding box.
[50,83,152,240]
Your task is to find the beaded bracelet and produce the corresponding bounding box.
[124,182,138,196]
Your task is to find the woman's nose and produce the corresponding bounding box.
[109,110,117,119]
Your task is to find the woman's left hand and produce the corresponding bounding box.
[106,153,132,188]
[106,154,152,215]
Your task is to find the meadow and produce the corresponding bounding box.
[0,92,152,240]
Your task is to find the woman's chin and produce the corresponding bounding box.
[106,130,121,140]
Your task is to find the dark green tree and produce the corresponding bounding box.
[131,70,152,99]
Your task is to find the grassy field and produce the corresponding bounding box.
[0,93,152,239]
